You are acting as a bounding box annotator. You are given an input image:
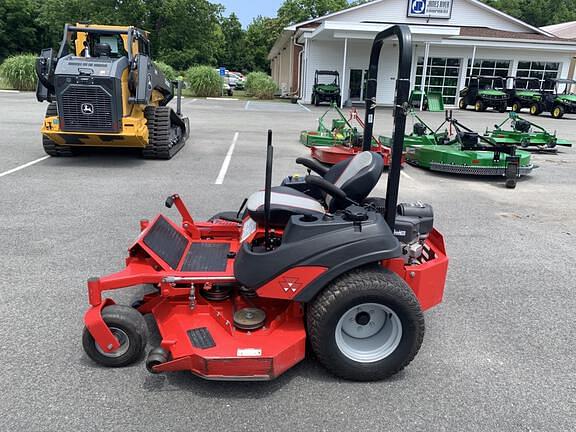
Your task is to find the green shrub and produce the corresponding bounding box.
[185,66,222,97]
[155,61,177,82]
[245,72,277,99]
[0,54,37,91]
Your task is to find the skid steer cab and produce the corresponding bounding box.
[36,23,189,159]
[81,25,449,382]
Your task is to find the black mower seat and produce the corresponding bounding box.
[246,186,325,226]
[322,151,384,212]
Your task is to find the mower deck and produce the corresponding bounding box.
[300,130,347,147]
[487,113,572,152]
[149,296,305,380]
[405,144,534,176]
[311,144,393,166]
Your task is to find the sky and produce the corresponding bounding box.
[217,0,284,27]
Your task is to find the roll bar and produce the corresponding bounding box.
[363,25,412,229]
[56,24,148,62]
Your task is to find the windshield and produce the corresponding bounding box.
[478,77,504,90]
[79,33,127,58]
[317,74,339,85]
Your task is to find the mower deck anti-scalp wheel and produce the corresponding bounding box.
[42,102,74,157]
[143,106,185,160]
[307,267,424,381]
[82,305,148,367]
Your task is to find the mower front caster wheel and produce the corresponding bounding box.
[82,305,148,368]
[307,267,424,381]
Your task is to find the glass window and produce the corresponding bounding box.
[415,57,462,105]
[515,61,560,86]
[467,59,510,78]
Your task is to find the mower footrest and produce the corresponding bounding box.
[181,243,230,272]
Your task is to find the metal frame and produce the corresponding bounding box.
[363,25,412,228]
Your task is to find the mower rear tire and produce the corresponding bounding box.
[307,267,424,381]
[42,102,74,157]
[82,305,148,368]
[143,106,185,160]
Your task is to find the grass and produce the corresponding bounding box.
[0,76,14,90]
[182,88,293,103]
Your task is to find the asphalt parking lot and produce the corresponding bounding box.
[1,92,575,432]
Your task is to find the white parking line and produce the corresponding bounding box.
[401,170,416,181]
[207,97,239,101]
[0,89,19,93]
[215,132,239,185]
[298,101,311,112]
[244,101,251,110]
[0,156,50,178]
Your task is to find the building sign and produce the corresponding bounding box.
[407,0,453,19]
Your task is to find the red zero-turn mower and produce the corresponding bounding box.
[82,26,449,381]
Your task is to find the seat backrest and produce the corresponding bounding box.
[94,43,112,58]
[323,152,384,211]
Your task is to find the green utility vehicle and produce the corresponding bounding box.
[459,76,508,112]
[506,77,542,113]
[311,70,341,106]
[530,78,576,119]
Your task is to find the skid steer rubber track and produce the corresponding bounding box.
[143,106,186,160]
[42,102,74,157]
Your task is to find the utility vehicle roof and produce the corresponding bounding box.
[471,76,505,80]
[507,76,540,81]
[548,78,576,84]
[315,70,340,76]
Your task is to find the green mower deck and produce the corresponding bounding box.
[380,111,533,187]
[300,103,369,148]
[487,112,572,152]
[404,143,532,176]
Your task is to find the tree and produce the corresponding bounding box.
[219,13,247,70]
[482,0,576,27]
[245,15,280,72]
[150,0,224,69]
[0,0,42,61]
[277,0,349,27]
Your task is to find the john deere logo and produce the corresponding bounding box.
[81,103,94,115]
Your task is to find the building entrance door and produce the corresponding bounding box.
[349,69,368,103]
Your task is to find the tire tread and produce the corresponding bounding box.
[307,267,424,381]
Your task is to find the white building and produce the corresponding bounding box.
[269,0,576,107]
